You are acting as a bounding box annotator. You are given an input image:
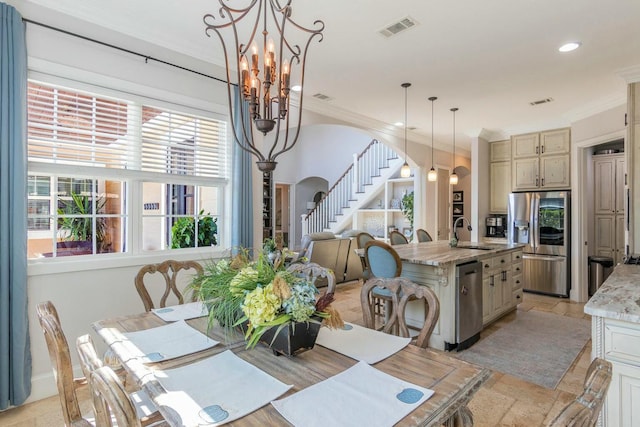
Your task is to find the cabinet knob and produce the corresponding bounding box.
[501,259,505,263]
[485,264,490,268]
[516,294,521,299]
[516,280,520,284]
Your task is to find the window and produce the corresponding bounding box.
[27,81,228,259]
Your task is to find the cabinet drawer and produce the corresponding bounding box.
[512,288,523,305]
[512,274,523,291]
[512,262,523,276]
[482,257,495,272]
[494,254,510,268]
[604,319,640,365]
[512,251,523,263]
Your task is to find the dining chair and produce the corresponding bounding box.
[286,261,336,295]
[135,259,204,311]
[363,240,403,324]
[416,228,433,242]
[76,334,165,427]
[389,230,409,245]
[547,357,612,427]
[361,276,440,348]
[355,232,375,279]
[36,303,91,427]
[90,366,144,427]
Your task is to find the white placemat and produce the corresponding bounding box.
[122,320,218,363]
[154,350,292,426]
[272,361,434,427]
[151,301,208,322]
[316,322,411,364]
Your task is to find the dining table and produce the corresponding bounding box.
[92,308,490,426]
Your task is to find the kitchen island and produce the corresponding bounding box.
[584,264,640,427]
[385,240,524,351]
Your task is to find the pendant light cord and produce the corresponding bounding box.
[404,86,408,161]
[429,97,437,169]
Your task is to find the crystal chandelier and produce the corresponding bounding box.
[203,0,325,172]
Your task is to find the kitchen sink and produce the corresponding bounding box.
[451,245,494,250]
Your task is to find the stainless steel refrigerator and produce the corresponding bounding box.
[507,191,570,297]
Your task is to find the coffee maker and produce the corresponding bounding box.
[486,215,506,237]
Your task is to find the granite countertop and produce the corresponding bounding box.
[584,264,640,323]
[388,240,524,267]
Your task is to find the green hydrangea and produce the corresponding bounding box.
[242,283,281,325]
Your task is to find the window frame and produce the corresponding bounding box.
[26,77,232,270]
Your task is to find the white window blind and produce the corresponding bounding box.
[27,82,227,179]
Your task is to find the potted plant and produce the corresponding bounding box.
[401,191,414,234]
[171,210,218,248]
[262,237,278,262]
[57,192,109,254]
[189,248,343,355]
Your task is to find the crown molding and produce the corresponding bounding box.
[618,64,640,84]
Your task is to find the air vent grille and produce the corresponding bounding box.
[313,93,332,101]
[379,16,418,38]
[529,98,553,106]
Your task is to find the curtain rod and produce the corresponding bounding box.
[22,18,231,85]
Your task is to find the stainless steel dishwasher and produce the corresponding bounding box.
[448,261,483,351]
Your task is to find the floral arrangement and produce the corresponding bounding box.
[190,247,343,349]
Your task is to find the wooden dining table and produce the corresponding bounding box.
[92,310,490,426]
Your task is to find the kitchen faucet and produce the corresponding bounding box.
[450,217,472,247]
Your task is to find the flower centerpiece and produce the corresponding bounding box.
[189,246,343,355]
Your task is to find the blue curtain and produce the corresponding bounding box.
[231,86,254,250]
[0,3,31,409]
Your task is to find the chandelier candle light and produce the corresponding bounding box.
[400,83,412,178]
[450,107,459,185]
[427,96,438,182]
[203,0,325,172]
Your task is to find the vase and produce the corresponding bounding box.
[259,318,322,357]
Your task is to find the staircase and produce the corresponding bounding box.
[302,139,404,235]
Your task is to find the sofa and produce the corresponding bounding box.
[298,231,364,285]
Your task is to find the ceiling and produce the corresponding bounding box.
[13,0,640,152]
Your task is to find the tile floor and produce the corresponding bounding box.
[0,281,591,427]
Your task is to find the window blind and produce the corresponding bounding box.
[27,82,227,179]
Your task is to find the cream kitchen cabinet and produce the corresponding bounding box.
[512,128,571,191]
[482,250,522,325]
[594,154,626,264]
[490,140,511,213]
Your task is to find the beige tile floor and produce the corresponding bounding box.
[0,281,591,427]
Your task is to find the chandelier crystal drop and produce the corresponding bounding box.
[400,83,412,178]
[450,107,459,185]
[427,96,438,182]
[203,0,324,172]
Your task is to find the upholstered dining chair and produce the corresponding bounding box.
[36,302,91,427]
[356,232,375,278]
[416,228,433,242]
[76,334,165,427]
[286,262,336,295]
[363,240,403,323]
[135,259,203,311]
[547,357,612,427]
[389,230,409,245]
[361,276,440,348]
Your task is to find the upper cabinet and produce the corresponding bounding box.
[512,128,571,191]
[490,140,511,213]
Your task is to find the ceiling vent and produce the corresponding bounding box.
[313,93,332,101]
[379,16,418,38]
[529,98,553,106]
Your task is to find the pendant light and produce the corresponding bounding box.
[400,83,412,178]
[427,96,438,182]
[450,107,459,185]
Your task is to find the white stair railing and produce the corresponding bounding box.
[302,139,398,235]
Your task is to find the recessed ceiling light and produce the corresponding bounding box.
[558,42,581,52]
[394,121,403,127]
[291,85,302,92]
